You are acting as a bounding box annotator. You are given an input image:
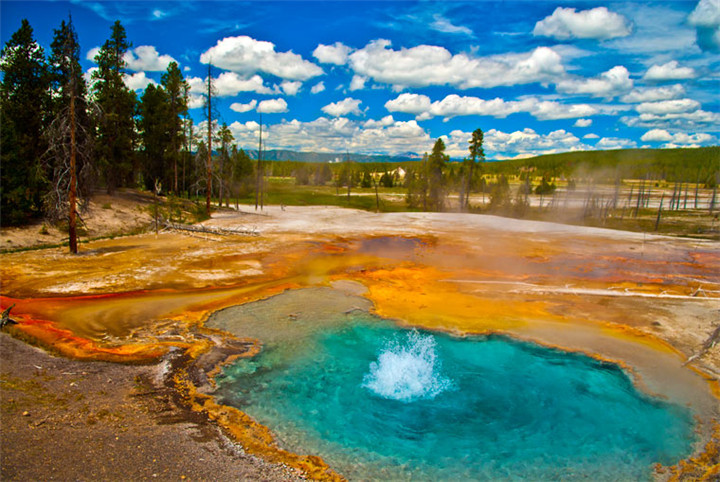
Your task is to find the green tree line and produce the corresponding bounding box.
[3,18,716,230]
[1,17,259,228]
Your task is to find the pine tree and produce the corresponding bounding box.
[92,20,136,194]
[138,83,170,190]
[0,19,51,225]
[44,15,95,252]
[216,123,234,207]
[466,128,485,210]
[161,61,188,194]
[428,138,448,211]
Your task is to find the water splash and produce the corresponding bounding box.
[362,329,452,402]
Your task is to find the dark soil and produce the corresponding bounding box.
[0,333,303,481]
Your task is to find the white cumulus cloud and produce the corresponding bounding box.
[349,75,367,91]
[87,45,176,72]
[640,129,674,142]
[385,93,598,121]
[123,72,155,91]
[188,72,275,97]
[86,47,101,62]
[687,0,720,52]
[384,93,433,115]
[125,45,176,72]
[641,129,715,146]
[620,84,685,103]
[313,42,352,65]
[230,100,258,113]
[470,128,587,159]
[227,116,433,155]
[596,137,637,149]
[187,94,205,110]
[257,98,288,114]
[311,81,326,94]
[574,118,592,127]
[201,35,323,81]
[347,40,565,89]
[624,109,720,130]
[556,65,633,99]
[322,97,363,117]
[688,0,720,27]
[280,81,302,96]
[363,115,395,128]
[643,60,697,81]
[533,7,632,40]
[635,99,701,115]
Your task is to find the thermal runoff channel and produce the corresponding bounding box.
[216,314,696,480]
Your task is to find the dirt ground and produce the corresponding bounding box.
[0,333,302,481]
[0,189,155,251]
[0,191,301,481]
[1,190,718,480]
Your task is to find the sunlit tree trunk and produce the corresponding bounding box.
[68,86,78,253]
[205,64,213,215]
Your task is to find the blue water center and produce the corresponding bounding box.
[216,315,696,480]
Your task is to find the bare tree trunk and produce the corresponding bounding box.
[654,193,664,231]
[219,157,224,208]
[634,178,644,218]
[173,137,178,194]
[206,66,213,215]
[68,87,78,254]
[374,177,380,212]
[669,183,677,211]
[255,116,263,210]
[466,160,475,211]
[422,156,427,211]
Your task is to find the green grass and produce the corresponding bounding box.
[228,181,411,212]
[483,146,719,183]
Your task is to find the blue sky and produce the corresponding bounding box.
[2,0,718,159]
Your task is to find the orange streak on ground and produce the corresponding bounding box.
[1,277,301,362]
[2,229,719,479]
[172,366,342,481]
[354,264,565,333]
[351,263,687,360]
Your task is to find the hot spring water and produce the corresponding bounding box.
[215,313,696,480]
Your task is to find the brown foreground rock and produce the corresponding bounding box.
[0,333,301,481]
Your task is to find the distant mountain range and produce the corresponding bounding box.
[243,149,423,163]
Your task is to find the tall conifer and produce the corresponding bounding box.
[0,19,50,225]
[92,20,136,193]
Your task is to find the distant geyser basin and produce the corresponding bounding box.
[209,290,698,480]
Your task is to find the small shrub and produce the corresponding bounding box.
[191,202,210,223]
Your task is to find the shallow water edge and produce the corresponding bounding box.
[2,213,719,479]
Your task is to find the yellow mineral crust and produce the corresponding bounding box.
[1,211,719,479]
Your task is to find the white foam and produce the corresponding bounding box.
[362,330,452,402]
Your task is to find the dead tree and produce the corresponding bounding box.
[654,193,664,231]
[43,81,95,254]
[1,304,17,329]
[684,324,720,366]
[205,63,215,216]
[255,114,264,211]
